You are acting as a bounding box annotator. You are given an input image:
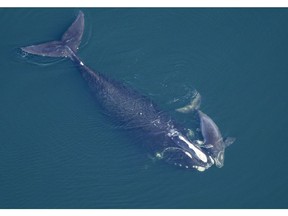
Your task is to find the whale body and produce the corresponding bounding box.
[21,11,234,171]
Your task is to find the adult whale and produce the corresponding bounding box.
[21,11,216,171]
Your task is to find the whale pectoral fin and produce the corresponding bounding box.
[176,90,201,113]
[224,137,236,148]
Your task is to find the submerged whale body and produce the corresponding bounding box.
[21,11,233,171]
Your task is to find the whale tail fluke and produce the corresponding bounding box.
[21,11,84,58]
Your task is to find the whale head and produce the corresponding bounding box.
[160,128,214,171]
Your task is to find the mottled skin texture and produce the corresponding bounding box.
[70,50,213,169]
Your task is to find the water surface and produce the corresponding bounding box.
[0,8,288,208]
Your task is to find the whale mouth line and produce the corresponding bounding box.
[159,138,213,171]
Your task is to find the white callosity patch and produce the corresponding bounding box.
[167,128,180,137]
[178,135,208,163]
[193,166,206,172]
[184,151,193,159]
[174,163,183,168]
[209,156,215,165]
[195,140,204,145]
[155,152,162,159]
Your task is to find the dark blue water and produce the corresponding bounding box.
[0,8,288,208]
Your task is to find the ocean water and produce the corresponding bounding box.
[0,8,288,208]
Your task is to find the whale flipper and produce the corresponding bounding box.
[176,90,201,113]
[21,11,84,58]
[224,137,236,147]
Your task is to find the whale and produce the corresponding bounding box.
[21,11,220,171]
[175,92,235,168]
[197,110,235,168]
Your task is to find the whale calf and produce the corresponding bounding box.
[197,110,235,168]
[21,11,233,171]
